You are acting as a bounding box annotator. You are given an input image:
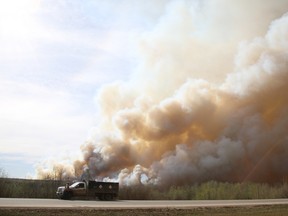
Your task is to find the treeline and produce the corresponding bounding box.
[119,181,288,200]
[1,177,288,200]
[0,178,65,198]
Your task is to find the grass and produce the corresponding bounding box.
[1,205,288,216]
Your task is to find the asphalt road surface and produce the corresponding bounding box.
[1,198,288,208]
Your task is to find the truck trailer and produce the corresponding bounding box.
[56,180,119,201]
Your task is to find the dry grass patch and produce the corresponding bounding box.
[1,205,288,216]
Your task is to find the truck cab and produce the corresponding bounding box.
[56,180,119,201]
[69,182,86,196]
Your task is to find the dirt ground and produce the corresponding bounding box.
[1,205,288,216]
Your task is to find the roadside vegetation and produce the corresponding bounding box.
[119,181,288,200]
[1,177,288,200]
[0,178,65,199]
[1,205,288,216]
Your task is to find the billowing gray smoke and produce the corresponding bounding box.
[38,0,288,186]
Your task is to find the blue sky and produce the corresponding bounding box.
[0,0,169,178]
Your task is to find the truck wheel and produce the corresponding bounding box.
[63,191,72,200]
[99,194,105,201]
[105,194,112,201]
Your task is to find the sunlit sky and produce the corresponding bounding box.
[0,0,170,178]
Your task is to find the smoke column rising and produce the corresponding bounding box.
[38,0,288,186]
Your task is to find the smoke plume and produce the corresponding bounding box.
[38,0,288,186]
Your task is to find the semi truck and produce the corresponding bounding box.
[56,180,119,201]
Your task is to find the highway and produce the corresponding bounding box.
[1,198,288,208]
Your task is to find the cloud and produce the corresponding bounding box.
[0,80,94,164]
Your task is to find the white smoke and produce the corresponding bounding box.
[37,0,288,186]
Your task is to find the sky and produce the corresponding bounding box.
[0,0,170,178]
[1,0,288,182]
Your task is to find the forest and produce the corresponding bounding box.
[1,177,288,200]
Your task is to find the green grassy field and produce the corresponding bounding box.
[1,205,288,216]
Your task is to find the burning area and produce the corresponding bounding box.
[37,0,288,187]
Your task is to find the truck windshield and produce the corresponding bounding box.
[70,182,83,188]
